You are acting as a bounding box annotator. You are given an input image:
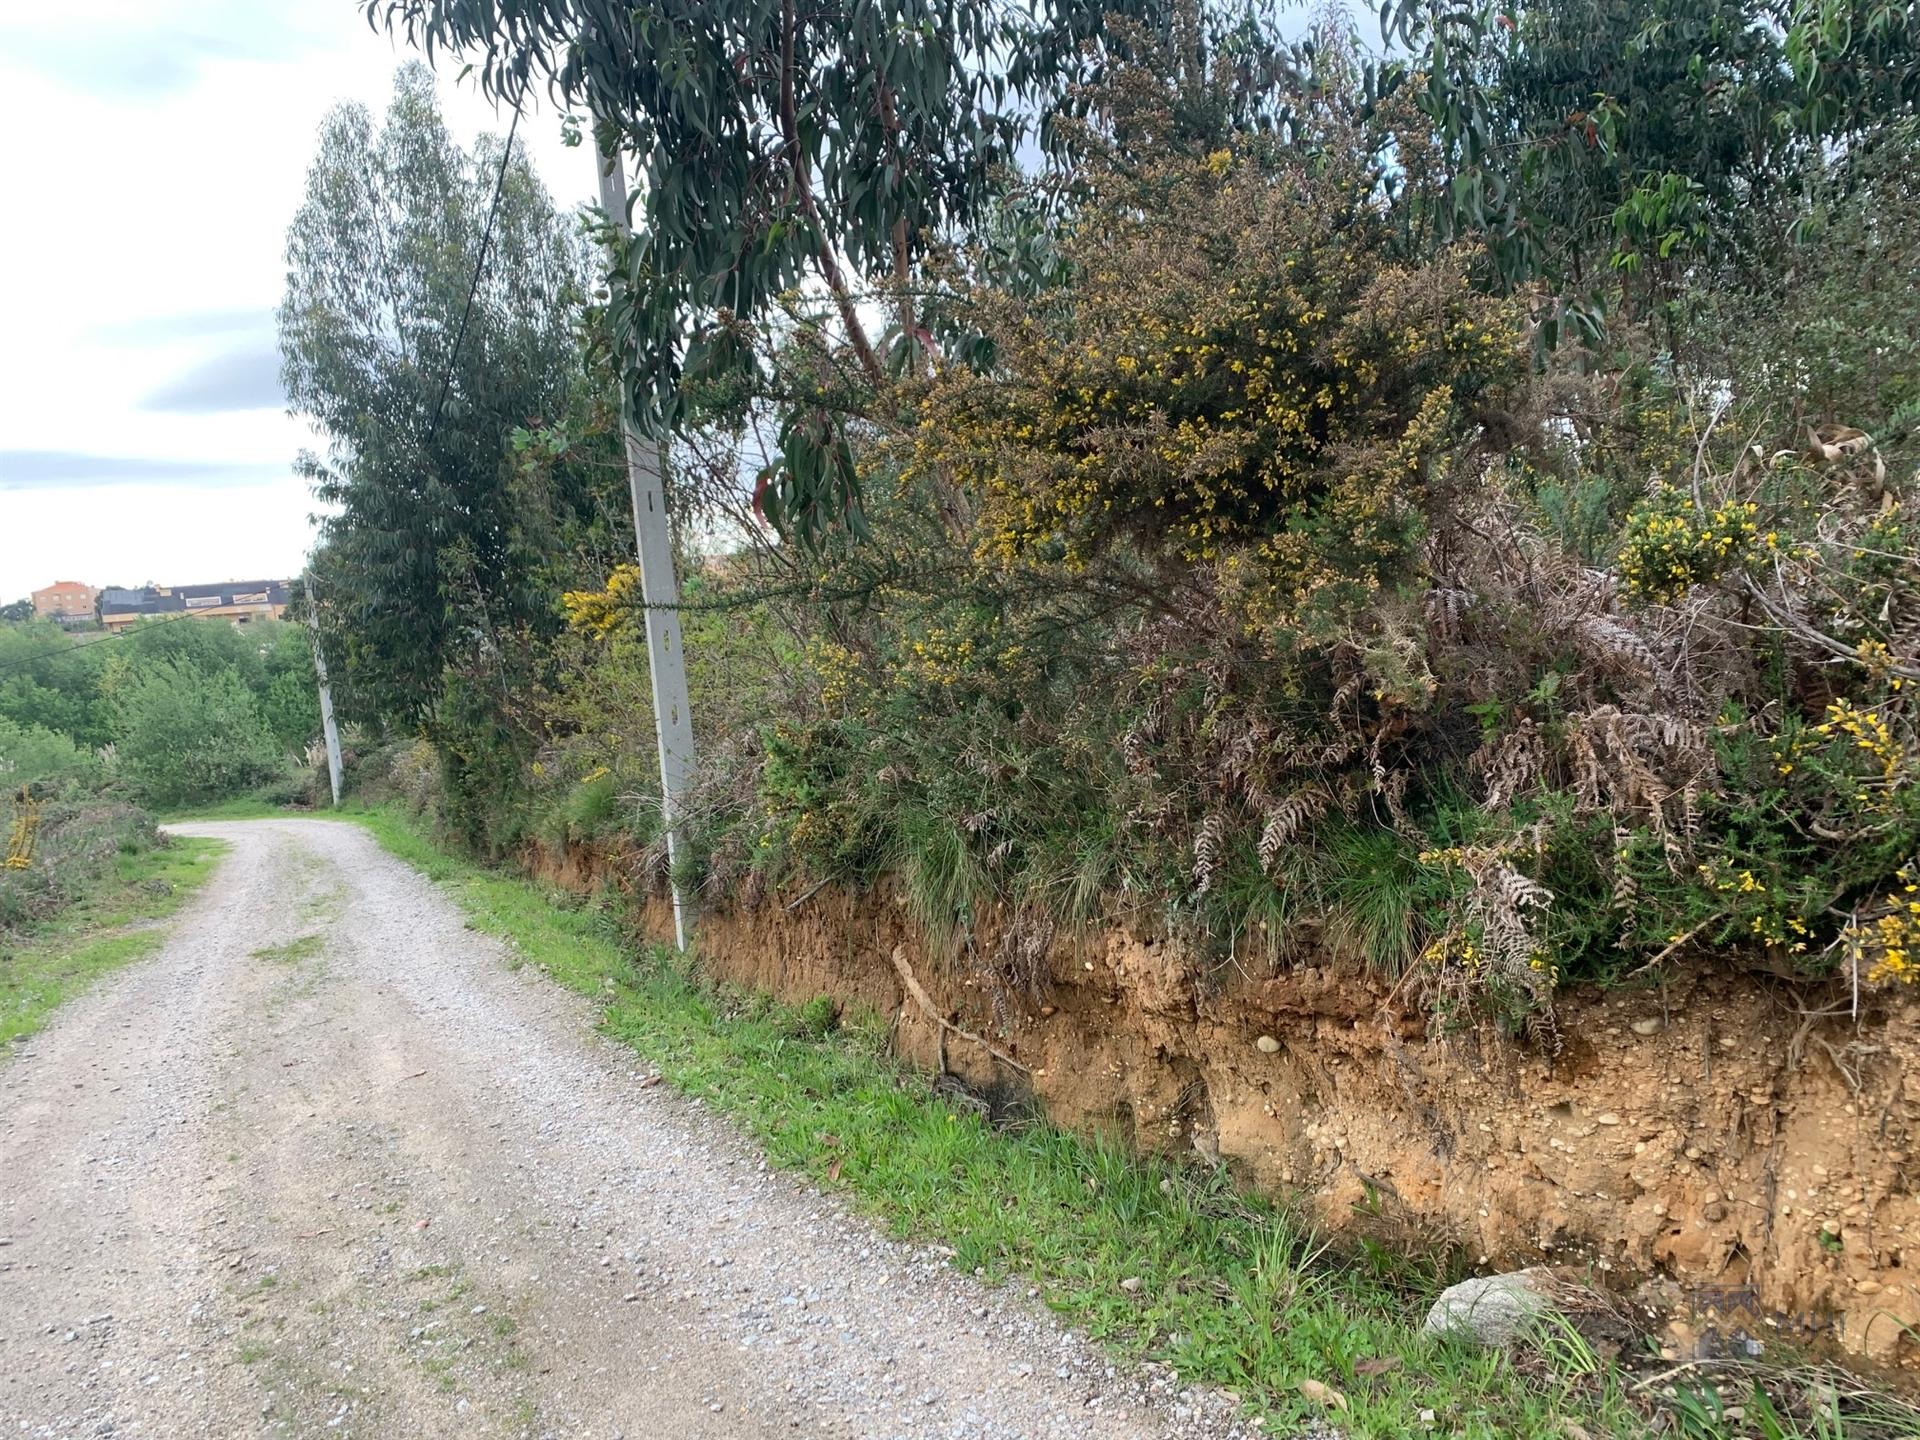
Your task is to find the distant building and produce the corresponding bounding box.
[99,580,292,633]
[31,580,99,626]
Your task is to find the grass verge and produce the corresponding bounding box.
[1,835,226,1048]
[343,803,1917,1439]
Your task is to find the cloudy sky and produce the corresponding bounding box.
[0,0,581,602]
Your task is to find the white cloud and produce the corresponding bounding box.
[0,451,273,487]
[0,481,320,589]
[140,343,286,414]
[0,0,588,602]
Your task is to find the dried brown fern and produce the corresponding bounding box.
[1192,811,1226,895]
[1258,785,1328,875]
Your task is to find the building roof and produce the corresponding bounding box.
[99,580,291,616]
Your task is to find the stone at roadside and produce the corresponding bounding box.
[1421,1269,1556,1346]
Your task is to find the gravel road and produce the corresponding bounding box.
[1,818,1262,1440]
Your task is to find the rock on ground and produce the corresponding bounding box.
[1421,1269,1557,1347]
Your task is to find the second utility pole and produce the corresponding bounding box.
[594,139,697,952]
[303,574,344,809]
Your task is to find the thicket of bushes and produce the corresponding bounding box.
[0,617,323,810]
[289,3,1920,1031]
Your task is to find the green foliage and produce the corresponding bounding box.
[370,2,1101,342]
[430,660,542,856]
[0,617,323,811]
[1677,118,1920,466]
[258,623,324,753]
[0,620,113,748]
[560,770,618,836]
[110,609,273,682]
[364,0,1181,539]
[108,658,284,810]
[282,64,587,728]
[1379,0,1920,329]
[0,714,97,790]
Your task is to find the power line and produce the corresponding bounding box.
[0,608,226,681]
[4,94,531,690]
[423,96,525,454]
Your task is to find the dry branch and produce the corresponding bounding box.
[890,944,1031,1074]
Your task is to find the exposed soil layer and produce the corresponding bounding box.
[527,840,1920,1370]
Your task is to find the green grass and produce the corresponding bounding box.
[1,835,226,1049]
[251,933,325,965]
[335,803,1920,1438]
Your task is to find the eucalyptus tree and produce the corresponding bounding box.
[1375,0,1920,345]
[280,64,587,726]
[361,0,1171,543]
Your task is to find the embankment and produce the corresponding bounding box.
[527,839,1920,1368]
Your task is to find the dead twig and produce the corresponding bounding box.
[783,877,832,912]
[1630,1357,1737,1393]
[890,945,1030,1074]
[1622,913,1724,980]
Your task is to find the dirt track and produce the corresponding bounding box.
[0,818,1257,1440]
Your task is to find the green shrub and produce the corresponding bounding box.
[106,658,283,809]
[0,714,99,790]
[561,770,618,838]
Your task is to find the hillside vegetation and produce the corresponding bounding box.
[292,1,1920,1035]
[0,616,322,810]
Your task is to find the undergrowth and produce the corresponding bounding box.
[351,802,1920,1440]
[485,60,1920,1033]
[0,833,226,1049]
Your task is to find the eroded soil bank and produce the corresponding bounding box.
[527,841,1920,1371]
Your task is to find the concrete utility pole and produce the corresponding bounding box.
[303,575,344,809]
[594,141,697,951]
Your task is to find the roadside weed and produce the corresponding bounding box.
[251,934,324,965]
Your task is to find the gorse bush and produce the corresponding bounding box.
[909,129,1528,619]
